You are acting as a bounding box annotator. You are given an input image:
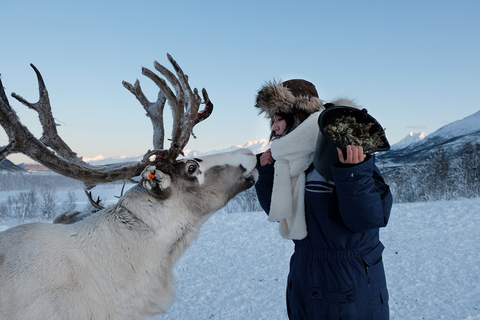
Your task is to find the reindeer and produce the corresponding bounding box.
[0,54,258,319]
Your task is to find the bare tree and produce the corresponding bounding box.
[0,54,257,319]
[5,190,38,222]
[225,187,262,213]
[0,203,7,221]
[40,186,57,220]
[61,190,78,213]
[457,142,480,198]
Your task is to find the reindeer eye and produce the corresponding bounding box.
[187,164,197,175]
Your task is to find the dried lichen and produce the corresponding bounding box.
[324,115,385,151]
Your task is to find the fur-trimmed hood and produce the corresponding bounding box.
[255,79,324,129]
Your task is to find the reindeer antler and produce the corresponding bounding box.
[0,54,213,188]
[124,53,213,172]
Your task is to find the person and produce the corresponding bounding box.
[253,79,392,319]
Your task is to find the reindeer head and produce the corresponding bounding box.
[140,149,257,215]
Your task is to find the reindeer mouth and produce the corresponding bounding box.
[244,169,259,189]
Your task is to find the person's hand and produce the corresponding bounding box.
[259,149,274,166]
[337,145,366,164]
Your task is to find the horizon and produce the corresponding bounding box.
[4,108,479,165]
[2,1,480,165]
[2,129,425,165]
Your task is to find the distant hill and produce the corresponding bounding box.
[17,163,53,172]
[0,159,26,173]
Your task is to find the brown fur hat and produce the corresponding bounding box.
[255,79,324,128]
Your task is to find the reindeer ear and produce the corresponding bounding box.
[142,166,172,191]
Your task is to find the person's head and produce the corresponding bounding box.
[255,79,324,140]
[270,112,295,140]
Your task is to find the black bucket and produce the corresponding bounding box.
[313,106,390,181]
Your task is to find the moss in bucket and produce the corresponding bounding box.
[324,115,385,152]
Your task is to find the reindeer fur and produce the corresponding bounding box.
[0,149,258,320]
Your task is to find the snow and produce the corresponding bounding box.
[427,110,480,140]
[1,195,479,319]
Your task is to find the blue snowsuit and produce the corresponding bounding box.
[255,155,392,320]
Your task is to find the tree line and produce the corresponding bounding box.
[0,173,109,222]
[0,188,79,222]
[378,142,480,203]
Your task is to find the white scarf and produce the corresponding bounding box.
[268,112,320,240]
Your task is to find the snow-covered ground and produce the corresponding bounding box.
[1,195,479,319]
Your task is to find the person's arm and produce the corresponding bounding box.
[254,151,275,215]
[332,147,393,233]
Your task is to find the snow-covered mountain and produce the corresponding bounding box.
[82,154,144,166]
[377,110,480,166]
[183,139,270,158]
[390,131,426,150]
[83,139,271,166]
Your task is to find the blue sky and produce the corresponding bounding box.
[1,0,479,164]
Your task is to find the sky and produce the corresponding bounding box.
[1,0,479,164]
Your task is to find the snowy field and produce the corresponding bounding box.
[1,192,479,319]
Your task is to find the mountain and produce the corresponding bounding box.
[82,155,144,166]
[84,139,271,166]
[390,131,426,150]
[377,110,480,166]
[0,159,26,173]
[18,163,53,172]
[183,139,270,158]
